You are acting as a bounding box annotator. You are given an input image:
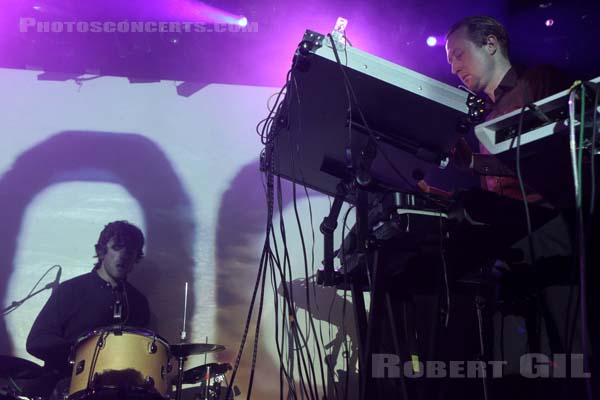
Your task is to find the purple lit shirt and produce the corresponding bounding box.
[472,65,569,200]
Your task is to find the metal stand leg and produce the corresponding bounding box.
[175,355,185,400]
[475,294,489,400]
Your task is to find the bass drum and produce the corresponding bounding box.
[68,327,171,400]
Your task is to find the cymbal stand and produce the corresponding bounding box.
[175,282,189,400]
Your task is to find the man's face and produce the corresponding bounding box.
[445,27,494,92]
[98,238,139,283]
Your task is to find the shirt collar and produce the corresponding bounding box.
[91,270,113,289]
[492,67,519,103]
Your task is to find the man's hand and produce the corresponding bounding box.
[450,137,473,169]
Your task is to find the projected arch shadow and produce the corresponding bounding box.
[215,160,359,397]
[0,131,196,355]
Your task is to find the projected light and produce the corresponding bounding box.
[188,0,248,26]
[426,36,437,47]
[545,18,554,27]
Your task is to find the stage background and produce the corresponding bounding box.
[0,67,360,399]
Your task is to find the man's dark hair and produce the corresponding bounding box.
[446,15,510,58]
[93,220,145,269]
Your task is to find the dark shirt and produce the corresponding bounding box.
[26,271,150,376]
[471,65,570,199]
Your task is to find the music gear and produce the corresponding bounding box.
[171,342,226,400]
[182,363,232,385]
[264,29,494,400]
[68,327,172,400]
[474,77,600,208]
[335,188,559,285]
[112,284,124,322]
[264,28,597,400]
[52,264,62,296]
[265,29,471,200]
[170,343,225,358]
[475,76,599,155]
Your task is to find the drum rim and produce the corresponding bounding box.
[69,325,171,362]
[75,326,169,345]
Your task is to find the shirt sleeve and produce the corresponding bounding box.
[26,286,72,367]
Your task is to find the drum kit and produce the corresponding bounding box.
[1,327,233,400]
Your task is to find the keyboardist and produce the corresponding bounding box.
[443,15,584,398]
[445,15,570,200]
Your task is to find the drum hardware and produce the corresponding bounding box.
[181,363,232,385]
[172,345,227,400]
[74,360,85,375]
[176,363,233,400]
[172,283,226,400]
[170,344,225,359]
[174,282,190,400]
[148,337,158,354]
[144,376,155,388]
[68,327,171,400]
[0,356,42,380]
[181,282,188,342]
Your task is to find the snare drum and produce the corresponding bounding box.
[68,327,171,400]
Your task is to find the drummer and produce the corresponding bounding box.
[26,221,151,394]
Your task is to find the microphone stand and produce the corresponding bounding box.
[1,282,55,316]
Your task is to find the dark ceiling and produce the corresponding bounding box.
[1,0,598,87]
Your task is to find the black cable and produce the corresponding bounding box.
[225,193,273,398]
[257,70,292,145]
[261,67,315,399]
[246,248,269,400]
[276,178,318,400]
[515,103,546,361]
[274,178,305,399]
[563,87,582,370]
[515,104,535,250]
[323,290,341,400]
[2,264,61,316]
[292,183,328,397]
[286,64,332,400]
[267,248,286,400]
[339,205,354,400]
[272,225,303,399]
[266,224,294,388]
[326,34,416,192]
[590,84,599,216]
[259,74,324,400]
[268,221,297,391]
[439,214,451,328]
[574,86,593,400]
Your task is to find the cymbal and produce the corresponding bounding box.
[170,343,225,357]
[0,355,42,379]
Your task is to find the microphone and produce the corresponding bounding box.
[52,265,62,296]
[113,281,124,322]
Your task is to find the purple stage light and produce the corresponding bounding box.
[545,18,554,27]
[426,36,437,47]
